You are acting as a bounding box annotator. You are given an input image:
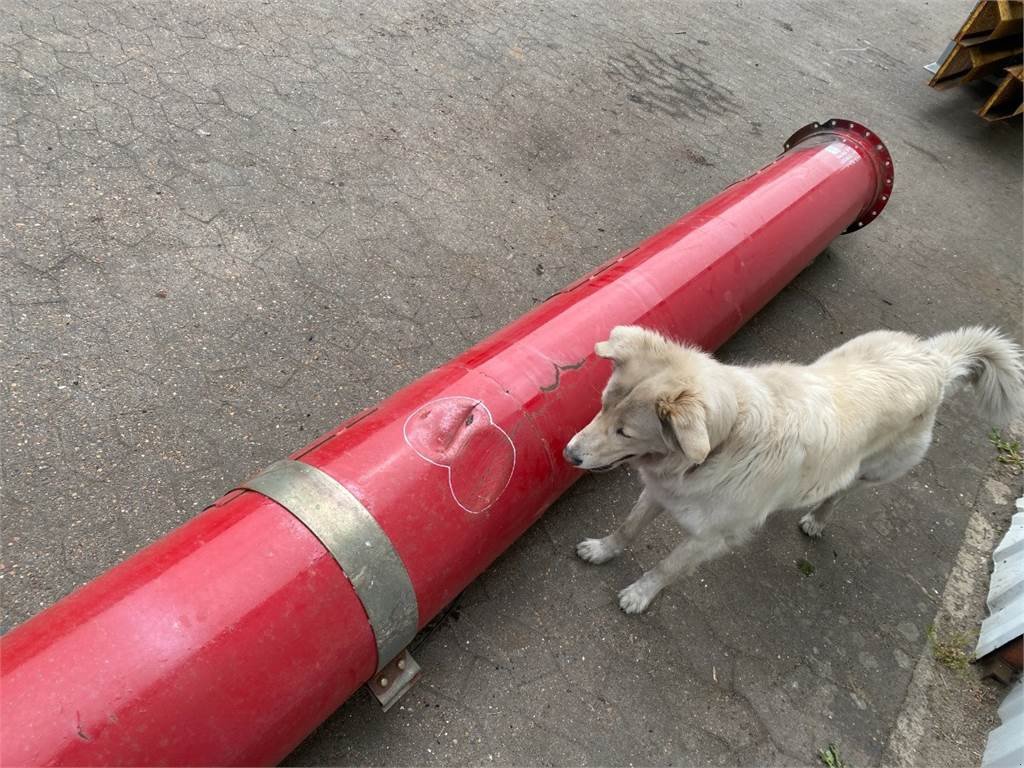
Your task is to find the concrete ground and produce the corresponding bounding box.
[2,0,1021,765]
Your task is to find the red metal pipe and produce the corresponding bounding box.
[1,119,893,767]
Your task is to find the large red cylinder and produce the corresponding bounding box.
[1,120,892,767]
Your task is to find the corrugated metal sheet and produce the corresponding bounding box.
[978,496,1024,768]
[976,497,1024,659]
[981,678,1023,768]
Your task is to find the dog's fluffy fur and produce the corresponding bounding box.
[565,325,1024,613]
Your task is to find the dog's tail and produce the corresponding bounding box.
[927,326,1024,425]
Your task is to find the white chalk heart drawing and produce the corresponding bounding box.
[402,396,516,514]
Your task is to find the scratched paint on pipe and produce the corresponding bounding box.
[403,397,516,514]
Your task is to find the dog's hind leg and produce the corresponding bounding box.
[618,534,730,613]
[799,493,844,539]
[577,488,663,565]
[858,424,934,486]
[798,427,933,540]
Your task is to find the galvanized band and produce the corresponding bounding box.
[239,459,418,670]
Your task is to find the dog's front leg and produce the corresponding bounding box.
[799,492,845,538]
[577,488,663,565]
[618,535,729,613]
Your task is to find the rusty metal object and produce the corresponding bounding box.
[928,0,1022,89]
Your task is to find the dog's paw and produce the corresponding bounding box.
[576,537,618,564]
[618,579,659,614]
[799,513,825,539]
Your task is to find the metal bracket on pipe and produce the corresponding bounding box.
[366,648,422,711]
[239,459,420,672]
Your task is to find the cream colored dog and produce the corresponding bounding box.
[564,325,1024,614]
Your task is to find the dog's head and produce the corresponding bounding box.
[563,326,711,472]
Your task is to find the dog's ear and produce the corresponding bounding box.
[594,340,617,363]
[657,389,710,464]
[595,326,652,365]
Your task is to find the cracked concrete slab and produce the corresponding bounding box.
[1,0,1021,766]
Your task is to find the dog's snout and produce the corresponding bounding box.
[563,444,583,466]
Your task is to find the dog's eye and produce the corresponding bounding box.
[616,427,630,438]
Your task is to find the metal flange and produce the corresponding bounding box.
[783,118,894,233]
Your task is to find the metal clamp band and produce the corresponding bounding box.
[239,459,418,671]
